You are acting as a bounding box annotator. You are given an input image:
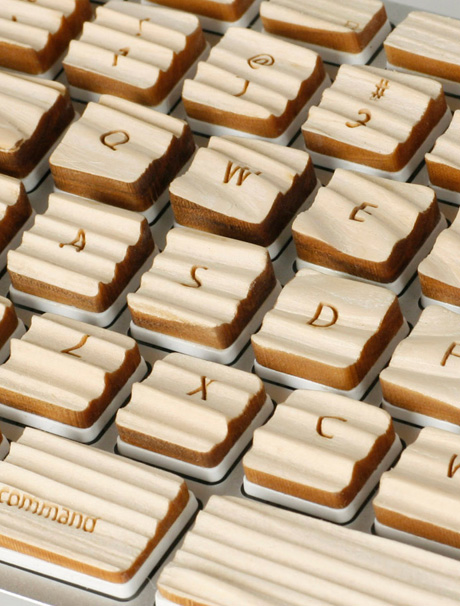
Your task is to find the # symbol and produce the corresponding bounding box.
[248,54,275,69]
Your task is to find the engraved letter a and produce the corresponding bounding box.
[448,454,460,478]
[441,343,460,367]
[307,303,338,328]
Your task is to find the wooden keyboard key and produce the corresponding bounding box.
[243,389,400,522]
[252,268,407,396]
[117,352,272,482]
[0,427,196,598]
[50,94,195,218]
[170,135,318,250]
[0,313,147,440]
[7,192,155,325]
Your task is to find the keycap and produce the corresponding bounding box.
[260,0,389,59]
[301,64,450,180]
[7,192,155,325]
[127,227,278,359]
[182,26,327,141]
[144,0,258,23]
[50,94,195,218]
[252,268,407,396]
[156,495,460,606]
[0,174,32,268]
[0,296,24,363]
[169,135,317,249]
[0,71,74,185]
[374,426,460,554]
[425,110,460,203]
[0,313,146,440]
[385,11,460,95]
[418,207,460,308]
[0,427,196,599]
[0,0,91,75]
[243,389,400,522]
[292,168,443,292]
[380,305,460,429]
[63,1,206,107]
[116,352,272,482]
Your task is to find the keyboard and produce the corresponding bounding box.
[1,0,460,604]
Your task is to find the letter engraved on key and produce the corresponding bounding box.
[371,78,389,100]
[182,265,208,288]
[316,416,348,439]
[441,342,460,366]
[448,454,460,478]
[307,303,338,328]
[345,20,359,30]
[59,229,86,253]
[346,109,371,128]
[136,17,150,37]
[61,334,90,358]
[100,130,130,150]
[0,487,98,532]
[113,47,129,66]
[187,376,215,401]
[248,54,275,69]
[223,161,261,186]
[234,79,249,97]
[349,202,378,222]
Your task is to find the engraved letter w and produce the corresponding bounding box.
[223,161,260,186]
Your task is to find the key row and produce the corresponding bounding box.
[0,394,459,600]
[1,162,460,317]
[2,54,460,205]
[4,1,460,96]
[0,269,459,437]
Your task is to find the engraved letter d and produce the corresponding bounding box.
[307,303,338,328]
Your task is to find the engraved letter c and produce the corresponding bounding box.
[316,416,348,439]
